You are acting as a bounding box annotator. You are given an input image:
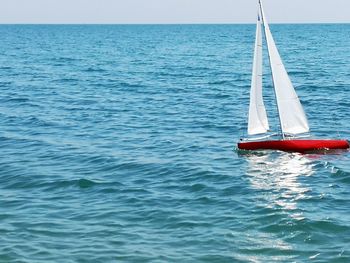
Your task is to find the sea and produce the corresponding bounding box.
[0,24,349,262]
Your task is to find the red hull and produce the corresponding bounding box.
[237,139,349,153]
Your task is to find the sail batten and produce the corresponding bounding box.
[258,0,310,135]
[247,11,269,136]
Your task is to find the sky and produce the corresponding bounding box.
[0,0,349,24]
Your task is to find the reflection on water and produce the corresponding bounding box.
[243,151,315,214]
[234,151,317,261]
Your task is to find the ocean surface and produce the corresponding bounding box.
[0,24,349,262]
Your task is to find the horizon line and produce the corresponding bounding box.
[0,22,349,25]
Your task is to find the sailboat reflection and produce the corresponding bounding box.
[242,151,315,216]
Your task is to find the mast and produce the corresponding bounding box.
[258,0,309,137]
[258,0,284,139]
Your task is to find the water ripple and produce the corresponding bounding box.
[0,24,349,262]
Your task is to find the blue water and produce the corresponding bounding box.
[0,24,349,262]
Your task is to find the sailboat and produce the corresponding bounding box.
[237,0,349,153]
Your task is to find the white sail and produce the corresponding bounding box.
[248,12,269,135]
[259,0,309,135]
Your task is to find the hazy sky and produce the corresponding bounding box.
[0,0,349,24]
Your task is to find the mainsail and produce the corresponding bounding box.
[248,11,269,135]
[259,0,310,135]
